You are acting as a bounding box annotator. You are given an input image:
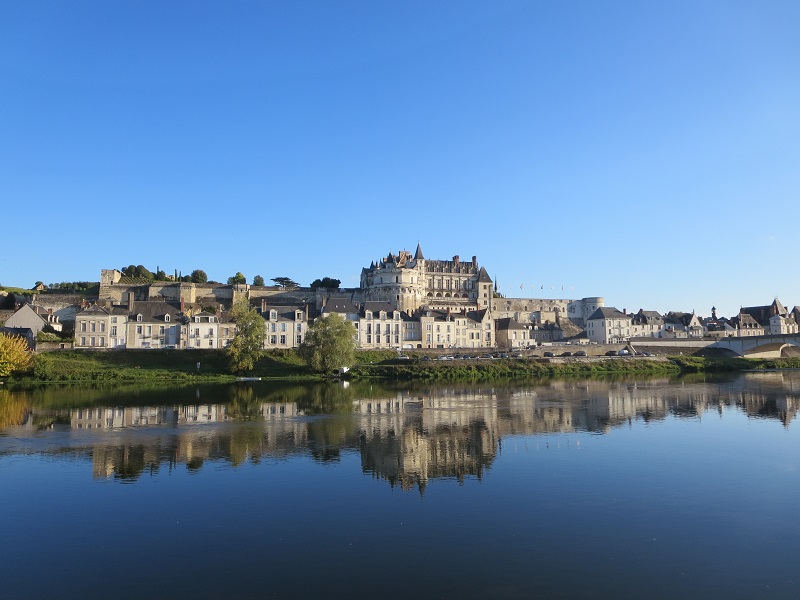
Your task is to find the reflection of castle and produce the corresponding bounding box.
[17,373,800,484]
[354,391,499,492]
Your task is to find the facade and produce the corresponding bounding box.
[496,318,530,349]
[360,244,495,312]
[417,308,493,349]
[4,303,61,336]
[586,307,633,344]
[260,303,310,349]
[75,304,127,348]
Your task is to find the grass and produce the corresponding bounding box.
[10,349,800,385]
[350,357,682,381]
[22,349,315,383]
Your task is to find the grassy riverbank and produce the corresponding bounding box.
[6,350,800,385]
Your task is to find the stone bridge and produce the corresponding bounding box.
[709,334,800,358]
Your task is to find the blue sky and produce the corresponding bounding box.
[2,1,799,318]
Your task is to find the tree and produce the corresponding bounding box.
[299,313,355,373]
[226,300,266,373]
[227,272,247,285]
[310,277,341,289]
[0,333,32,377]
[272,276,299,289]
[252,275,265,287]
[191,269,208,283]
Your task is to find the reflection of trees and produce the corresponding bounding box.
[0,389,30,428]
[7,373,800,484]
[226,385,262,420]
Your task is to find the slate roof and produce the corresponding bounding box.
[261,305,308,321]
[476,266,493,284]
[129,301,184,322]
[587,307,630,321]
[414,243,425,260]
[322,297,359,315]
[496,317,527,331]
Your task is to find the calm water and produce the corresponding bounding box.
[1,373,799,600]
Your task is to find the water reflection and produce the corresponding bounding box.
[1,371,799,487]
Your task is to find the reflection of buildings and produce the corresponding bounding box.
[355,390,499,492]
[11,372,800,485]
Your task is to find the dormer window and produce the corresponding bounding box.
[209,316,215,323]
[195,317,200,323]
[296,311,303,320]
[165,315,170,323]
[270,310,277,320]
[136,314,142,322]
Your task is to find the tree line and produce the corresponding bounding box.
[118,265,341,289]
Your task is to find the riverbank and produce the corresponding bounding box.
[5,350,800,385]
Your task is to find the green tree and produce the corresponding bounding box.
[227,272,247,285]
[0,333,32,377]
[191,269,208,283]
[271,276,299,289]
[310,277,341,289]
[226,300,266,373]
[299,313,355,373]
[252,275,265,286]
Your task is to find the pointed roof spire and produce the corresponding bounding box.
[414,242,424,260]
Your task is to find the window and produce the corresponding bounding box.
[80,322,86,332]
[137,315,142,322]
[296,335,302,345]
[146,326,151,335]
[270,310,277,320]
[90,322,96,332]
[280,335,286,345]
[208,328,213,336]
[165,315,170,322]
[111,326,117,336]
[281,323,286,332]
[80,337,86,346]
[270,335,277,344]
[136,326,142,335]
[209,340,213,347]
[194,328,200,336]
[111,317,117,323]
[159,326,165,335]
[100,322,105,332]
[271,323,277,332]
[296,323,301,332]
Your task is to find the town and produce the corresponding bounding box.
[1,243,798,356]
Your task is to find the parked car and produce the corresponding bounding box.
[605,350,618,356]
[618,349,630,356]
[574,351,587,357]
[543,351,555,357]
[560,351,572,357]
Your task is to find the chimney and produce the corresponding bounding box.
[472,256,477,266]
[304,303,309,320]
[623,308,627,315]
[180,296,185,314]
[453,255,460,265]
[261,298,266,313]
[128,291,135,312]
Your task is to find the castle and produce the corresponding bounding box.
[72,243,603,350]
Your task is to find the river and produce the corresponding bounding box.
[1,372,799,599]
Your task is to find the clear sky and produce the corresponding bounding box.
[2,1,799,318]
